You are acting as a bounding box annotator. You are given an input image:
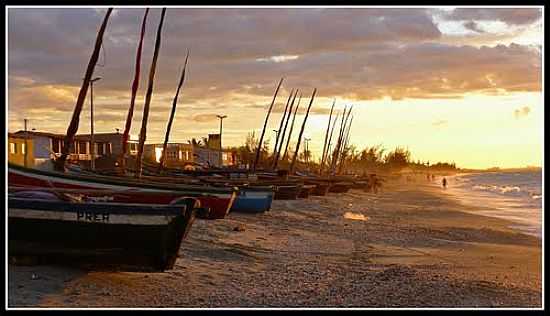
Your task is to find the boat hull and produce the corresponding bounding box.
[328,182,352,193]
[8,164,236,220]
[273,185,301,200]
[297,185,316,198]
[8,198,197,272]
[231,188,274,213]
[310,182,330,196]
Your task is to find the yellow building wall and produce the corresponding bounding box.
[8,137,34,167]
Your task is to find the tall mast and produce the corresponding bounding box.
[289,88,316,174]
[338,115,354,174]
[135,8,167,178]
[332,106,353,175]
[273,89,298,170]
[330,106,348,175]
[271,89,294,166]
[54,8,113,171]
[324,111,340,173]
[320,99,335,174]
[282,93,302,161]
[252,78,284,172]
[158,50,189,174]
[120,8,150,173]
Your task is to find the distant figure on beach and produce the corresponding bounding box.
[431,174,435,181]
[442,177,447,189]
[427,174,431,181]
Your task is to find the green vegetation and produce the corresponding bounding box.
[227,133,458,174]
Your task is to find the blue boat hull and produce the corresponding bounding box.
[231,188,274,213]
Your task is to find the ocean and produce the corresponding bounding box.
[444,171,543,238]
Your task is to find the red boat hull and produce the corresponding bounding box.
[8,167,235,220]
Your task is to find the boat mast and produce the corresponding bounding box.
[330,106,348,175]
[120,8,149,174]
[324,111,340,174]
[158,50,189,174]
[273,89,298,170]
[135,8,167,178]
[289,88,316,174]
[271,89,294,167]
[54,8,113,171]
[332,107,352,175]
[281,92,302,163]
[252,78,284,172]
[320,99,335,175]
[338,115,354,174]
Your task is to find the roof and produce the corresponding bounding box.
[75,132,123,137]
[8,132,31,139]
[14,130,64,138]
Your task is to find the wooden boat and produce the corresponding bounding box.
[66,164,276,212]
[352,180,369,190]
[231,186,274,213]
[8,195,202,272]
[273,184,302,200]
[308,181,331,196]
[298,184,316,198]
[199,176,302,201]
[328,181,353,193]
[8,163,237,220]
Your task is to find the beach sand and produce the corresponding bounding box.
[8,178,542,308]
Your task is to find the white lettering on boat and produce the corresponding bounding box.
[77,210,110,222]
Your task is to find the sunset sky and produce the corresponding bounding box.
[7,6,543,169]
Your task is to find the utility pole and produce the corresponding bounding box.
[272,129,279,145]
[24,119,28,168]
[217,114,227,167]
[88,76,102,170]
[304,137,311,167]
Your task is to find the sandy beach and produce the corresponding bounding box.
[8,177,542,308]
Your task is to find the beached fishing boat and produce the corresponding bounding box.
[231,186,274,213]
[307,181,331,196]
[273,184,302,200]
[298,184,316,198]
[328,181,353,193]
[8,195,202,272]
[8,163,237,220]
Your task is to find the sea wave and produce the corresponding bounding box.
[449,170,542,238]
[472,184,522,194]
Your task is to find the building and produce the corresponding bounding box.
[144,143,239,170]
[145,143,222,169]
[12,130,139,170]
[8,133,34,167]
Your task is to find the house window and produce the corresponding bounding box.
[96,142,105,155]
[52,139,60,153]
[78,141,88,154]
[21,143,26,154]
[9,142,17,154]
[106,143,112,155]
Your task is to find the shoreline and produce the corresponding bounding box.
[438,172,542,239]
[8,180,542,308]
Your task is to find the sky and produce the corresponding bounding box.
[7,6,544,169]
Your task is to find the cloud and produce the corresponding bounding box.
[256,55,300,63]
[463,21,485,33]
[432,120,448,127]
[442,8,542,26]
[7,7,542,141]
[191,113,220,123]
[514,106,531,119]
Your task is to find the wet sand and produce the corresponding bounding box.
[8,179,542,308]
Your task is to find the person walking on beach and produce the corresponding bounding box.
[442,177,447,189]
